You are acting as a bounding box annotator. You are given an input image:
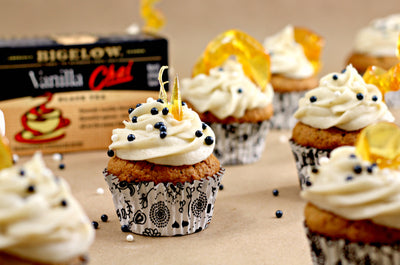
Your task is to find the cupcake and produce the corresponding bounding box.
[181,29,274,165]
[290,64,394,189]
[0,152,94,265]
[104,67,224,236]
[263,25,324,129]
[301,123,400,264]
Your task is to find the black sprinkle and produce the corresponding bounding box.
[157,98,164,103]
[332,74,338,80]
[107,150,114,157]
[121,225,130,232]
[101,214,108,222]
[27,185,35,193]
[182,101,187,106]
[218,67,223,71]
[154,122,164,129]
[356,93,364,100]
[341,68,346,73]
[162,107,169,115]
[205,136,214,145]
[272,189,279,196]
[202,123,207,130]
[159,125,167,132]
[128,108,134,114]
[237,88,243,93]
[275,210,283,218]
[349,154,356,159]
[311,168,319,174]
[160,131,167,139]
[127,134,135,141]
[151,108,159,115]
[195,130,203,137]
[372,95,378,102]
[346,175,354,181]
[219,184,224,190]
[353,165,362,174]
[367,166,374,173]
[92,221,99,229]
[19,169,25,176]
[61,200,67,207]
[136,103,142,108]
[131,116,138,123]
[310,96,317,103]
[58,163,65,170]
[305,180,312,187]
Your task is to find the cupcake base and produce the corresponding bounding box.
[289,140,330,189]
[270,91,305,130]
[210,120,270,166]
[104,168,224,236]
[305,224,400,265]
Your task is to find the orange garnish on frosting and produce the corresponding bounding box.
[140,0,165,33]
[157,66,182,121]
[355,122,400,169]
[0,135,13,170]
[192,29,271,91]
[294,27,325,74]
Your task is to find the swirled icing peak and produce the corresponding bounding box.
[0,152,94,263]
[181,59,273,119]
[294,64,394,131]
[108,97,216,166]
[263,25,315,78]
[354,14,400,56]
[301,146,400,229]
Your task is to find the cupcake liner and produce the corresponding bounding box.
[289,140,331,189]
[305,224,400,265]
[103,168,224,236]
[270,91,306,130]
[209,120,270,165]
[385,91,400,109]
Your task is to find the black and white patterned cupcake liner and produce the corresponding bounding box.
[385,91,400,109]
[103,168,224,236]
[305,224,400,265]
[209,120,270,166]
[289,140,331,189]
[270,91,306,130]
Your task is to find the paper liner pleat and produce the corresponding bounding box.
[209,120,270,166]
[270,91,306,130]
[103,168,224,236]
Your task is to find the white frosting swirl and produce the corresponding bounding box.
[181,59,273,119]
[263,25,314,78]
[109,98,215,166]
[354,14,400,56]
[0,152,94,263]
[301,146,400,229]
[294,64,394,131]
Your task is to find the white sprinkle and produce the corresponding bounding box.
[146,124,153,132]
[279,135,288,143]
[96,188,104,195]
[146,97,154,103]
[334,91,341,97]
[111,134,119,141]
[12,154,19,163]
[319,156,330,164]
[52,153,63,161]
[126,234,134,242]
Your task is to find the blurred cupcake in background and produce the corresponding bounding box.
[264,25,324,129]
[181,29,274,165]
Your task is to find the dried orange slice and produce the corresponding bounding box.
[355,122,400,169]
[363,63,400,100]
[140,0,165,33]
[192,29,271,91]
[294,27,325,73]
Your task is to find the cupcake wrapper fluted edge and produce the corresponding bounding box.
[103,168,224,236]
[270,91,305,130]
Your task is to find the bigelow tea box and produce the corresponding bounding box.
[0,33,168,155]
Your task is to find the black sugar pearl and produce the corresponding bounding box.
[157,98,164,103]
[219,184,224,190]
[353,165,362,174]
[346,175,354,181]
[182,101,187,106]
[127,134,135,141]
[332,74,338,80]
[128,108,134,114]
[154,122,164,129]
[310,96,317,103]
[218,67,223,71]
[131,116,138,123]
[275,210,283,218]
[58,163,65,170]
[159,125,167,132]
[151,108,159,115]
[19,169,25,176]
[101,214,108,222]
[195,130,203,137]
[356,93,364,100]
[237,88,243,93]
[121,225,130,232]
[160,131,167,139]
[107,150,114,157]
[272,189,279,196]
[202,123,207,130]
[204,136,214,145]
[349,154,356,159]
[341,68,346,73]
[367,166,374,173]
[61,200,67,207]
[92,221,99,229]
[136,103,142,108]
[372,95,378,102]
[305,180,312,187]
[27,185,35,193]
[311,168,319,174]
[162,107,169,115]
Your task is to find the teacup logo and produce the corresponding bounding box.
[15,93,71,143]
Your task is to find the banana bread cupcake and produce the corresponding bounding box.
[301,140,400,264]
[181,30,273,165]
[263,25,323,129]
[104,69,224,236]
[290,64,394,188]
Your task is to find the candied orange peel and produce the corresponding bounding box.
[294,27,325,74]
[158,66,182,121]
[355,122,400,169]
[192,29,271,91]
[0,135,12,170]
[140,0,165,33]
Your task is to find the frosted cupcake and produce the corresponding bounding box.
[302,142,400,264]
[182,30,274,165]
[264,25,323,129]
[104,69,224,236]
[290,64,394,188]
